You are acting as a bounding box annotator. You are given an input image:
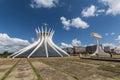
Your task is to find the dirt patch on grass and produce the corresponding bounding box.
[83,74,112,80]
[6,59,37,80]
[0,59,18,79]
[0,64,14,79]
[37,56,117,80]
[0,58,17,65]
[0,56,120,80]
[30,60,76,80]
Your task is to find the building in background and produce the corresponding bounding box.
[104,46,111,53]
[62,44,117,55]
[73,46,86,54]
[86,45,96,54]
[63,47,74,54]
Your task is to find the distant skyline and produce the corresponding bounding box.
[0,0,120,52]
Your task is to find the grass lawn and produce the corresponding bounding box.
[0,56,120,80]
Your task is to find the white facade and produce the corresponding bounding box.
[8,27,69,58]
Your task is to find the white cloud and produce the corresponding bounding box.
[30,0,59,8]
[60,17,71,30]
[60,43,72,48]
[0,33,30,52]
[97,9,105,13]
[105,32,115,36]
[100,0,120,15]
[72,38,81,46]
[60,16,89,30]
[60,38,81,48]
[82,5,97,17]
[115,35,120,43]
[71,17,89,29]
[111,32,115,35]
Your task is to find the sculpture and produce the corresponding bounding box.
[91,32,110,57]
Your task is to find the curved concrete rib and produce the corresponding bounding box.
[47,29,63,57]
[8,28,41,58]
[8,40,38,58]
[49,32,70,56]
[44,27,48,57]
[49,38,69,56]
[35,28,39,39]
[10,27,69,58]
[27,38,44,58]
[13,28,41,58]
[47,37,63,57]
[8,46,27,58]
[28,27,44,58]
[12,38,41,58]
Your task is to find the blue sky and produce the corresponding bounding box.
[0,0,120,52]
